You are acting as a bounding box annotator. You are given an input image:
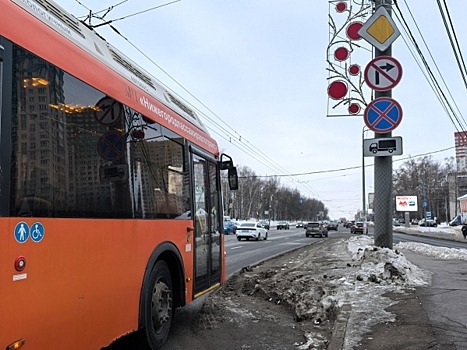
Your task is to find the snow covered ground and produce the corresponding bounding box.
[328,225,467,349]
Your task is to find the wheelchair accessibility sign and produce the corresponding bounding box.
[14,221,45,243]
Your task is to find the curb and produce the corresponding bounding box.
[327,304,351,350]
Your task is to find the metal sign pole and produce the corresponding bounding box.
[373,0,393,248]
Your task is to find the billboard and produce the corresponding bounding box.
[395,196,418,212]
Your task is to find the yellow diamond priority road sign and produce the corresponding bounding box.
[358,6,400,51]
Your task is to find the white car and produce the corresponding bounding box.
[236,222,268,241]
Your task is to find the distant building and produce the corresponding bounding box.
[451,132,467,218]
[455,131,467,171]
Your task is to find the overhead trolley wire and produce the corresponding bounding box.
[392,4,465,130]
[106,26,309,186]
[435,0,467,89]
[84,12,321,198]
[394,0,467,132]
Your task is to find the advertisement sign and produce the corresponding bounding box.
[395,196,418,212]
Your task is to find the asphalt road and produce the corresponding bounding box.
[224,225,327,276]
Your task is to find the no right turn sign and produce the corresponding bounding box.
[364,56,402,91]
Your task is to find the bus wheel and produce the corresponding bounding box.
[146,260,173,349]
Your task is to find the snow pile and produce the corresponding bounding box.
[395,241,467,260]
[320,236,432,350]
[394,224,464,240]
[348,236,431,287]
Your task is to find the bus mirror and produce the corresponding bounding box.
[219,153,233,170]
[228,167,238,190]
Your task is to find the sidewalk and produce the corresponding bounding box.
[351,227,467,350]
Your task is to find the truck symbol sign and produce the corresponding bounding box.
[369,139,397,154]
[363,136,403,157]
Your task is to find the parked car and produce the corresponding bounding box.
[326,220,339,231]
[258,220,270,230]
[449,217,461,226]
[236,222,268,241]
[223,220,237,234]
[305,221,328,238]
[344,220,355,229]
[418,219,437,227]
[392,219,401,227]
[448,214,467,226]
[296,221,304,228]
[351,221,368,234]
[277,221,290,230]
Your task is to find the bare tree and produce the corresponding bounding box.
[393,156,454,222]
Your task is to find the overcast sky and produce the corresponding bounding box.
[56,0,467,219]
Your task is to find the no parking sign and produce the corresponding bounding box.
[364,97,403,133]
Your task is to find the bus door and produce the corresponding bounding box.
[192,153,222,295]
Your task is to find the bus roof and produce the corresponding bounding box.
[1,0,219,155]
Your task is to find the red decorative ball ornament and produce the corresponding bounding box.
[336,2,347,13]
[328,80,348,100]
[334,47,349,61]
[348,103,361,115]
[346,22,363,40]
[349,64,360,76]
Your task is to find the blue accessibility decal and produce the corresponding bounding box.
[14,221,45,243]
[14,221,30,243]
[31,222,45,243]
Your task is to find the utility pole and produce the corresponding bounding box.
[360,0,402,248]
[362,126,368,221]
[373,0,393,248]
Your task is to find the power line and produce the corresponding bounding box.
[394,0,467,132]
[241,146,455,179]
[91,17,321,197]
[394,1,465,126]
[435,0,467,88]
[92,1,182,28]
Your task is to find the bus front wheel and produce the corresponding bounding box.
[145,260,173,349]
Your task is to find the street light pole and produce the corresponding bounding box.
[362,126,368,220]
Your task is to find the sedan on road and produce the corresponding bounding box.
[351,221,368,234]
[277,221,290,230]
[236,222,269,241]
[418,219,437,227]
[305,221,328,238]
[326,221,339,231]
[223,220,237,235]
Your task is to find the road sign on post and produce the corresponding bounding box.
[363,136,403,157]
[358,6,400,51]
[364,56,402,91]
[364,97,403,133]
[361,0,400,249]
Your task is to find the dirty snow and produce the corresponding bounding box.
[202,224,467,350]
[325,231,467,350]
[296,228,467,350]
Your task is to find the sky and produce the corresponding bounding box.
[55,0,467,219]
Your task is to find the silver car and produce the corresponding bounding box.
[236,222,269,241]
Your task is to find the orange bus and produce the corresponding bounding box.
[0,1,238,349]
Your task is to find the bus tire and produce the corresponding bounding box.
[145,260,173,349]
